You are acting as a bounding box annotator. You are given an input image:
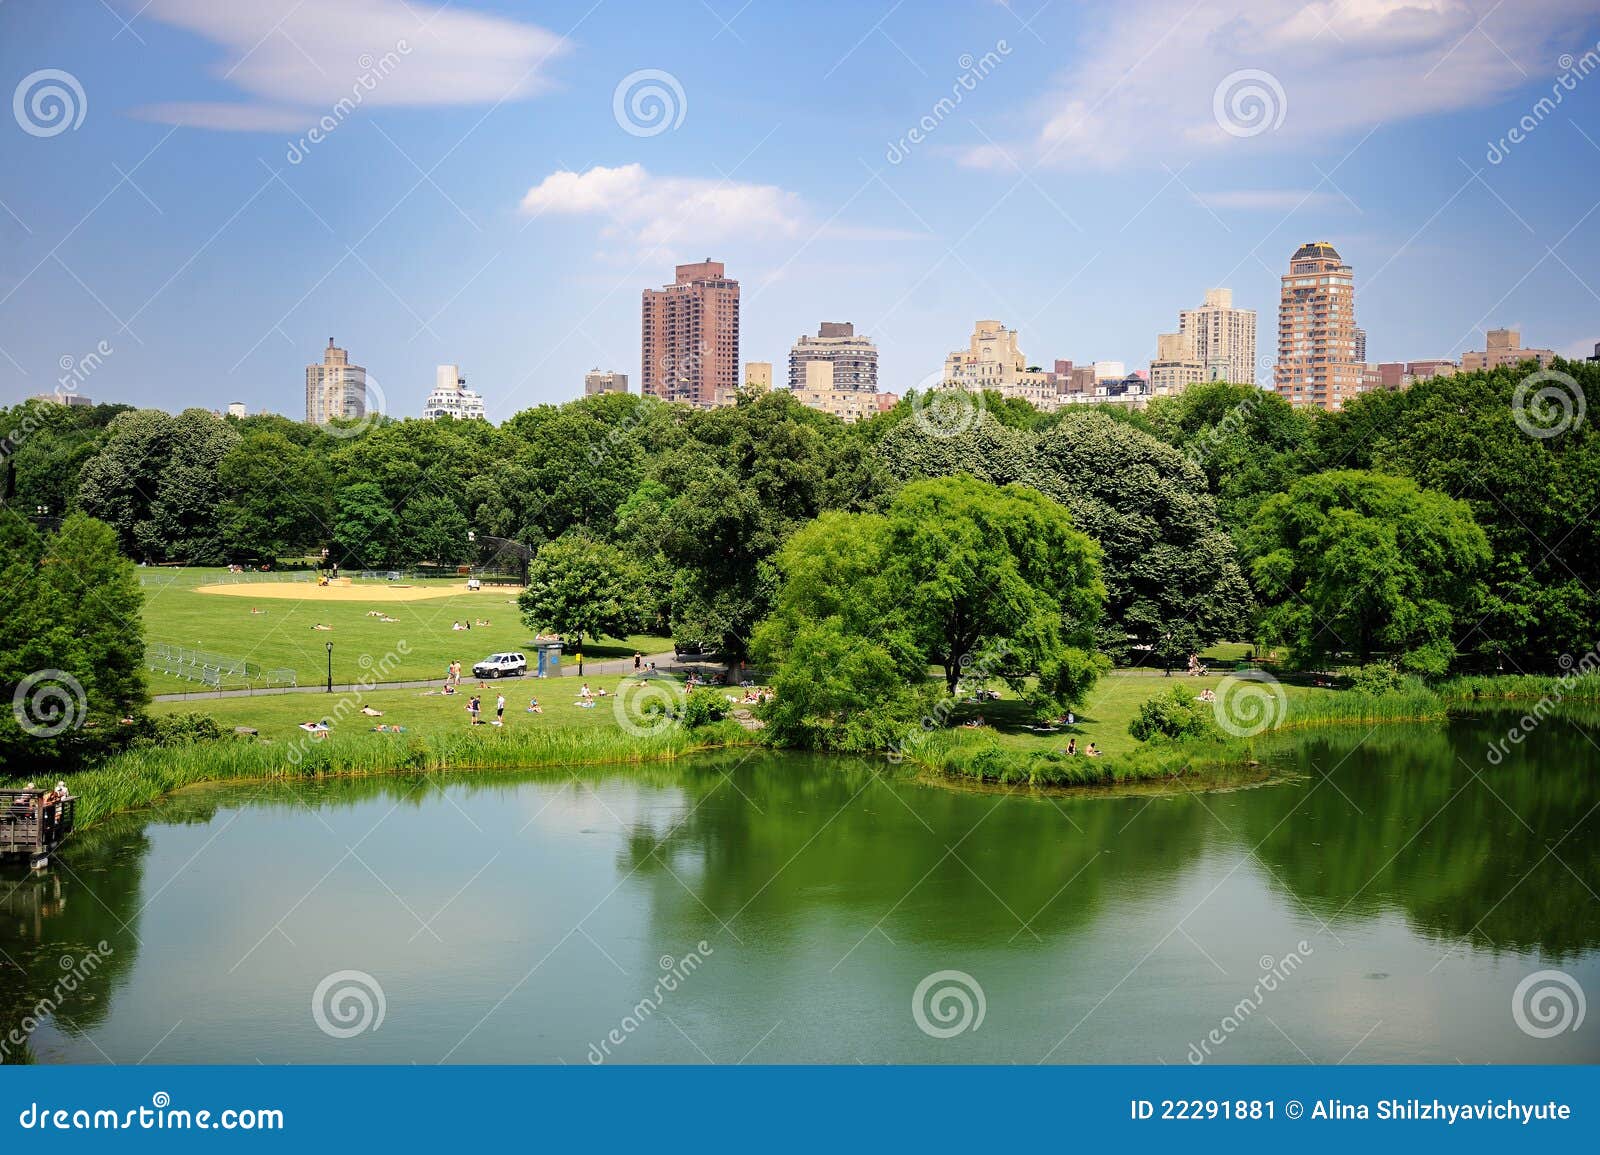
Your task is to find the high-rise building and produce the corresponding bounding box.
[1177,288,1257,384]
[306,338,367,425]
[1353,327,1368,365]
[423,365,486,420]
[744,361,772,390]
[641,259,740,408]
[943,320,1057,409]
[584,369,629,396]
[1273,242,1364,410]
[788,322,878,392]
[1149,331,1203,394]
[1459,328,1556,372]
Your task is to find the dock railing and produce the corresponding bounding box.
[0,790,76,861]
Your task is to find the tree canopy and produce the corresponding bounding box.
[1241,469,1490,673]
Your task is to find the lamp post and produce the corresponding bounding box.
[326,641,334,693]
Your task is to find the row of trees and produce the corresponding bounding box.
[3,360,1594,677]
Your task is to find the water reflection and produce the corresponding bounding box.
[1,708,1595,1063]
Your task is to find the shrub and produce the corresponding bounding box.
[1347,662,1404,694]
[678,687,730,729]
[1128,687,1218,743]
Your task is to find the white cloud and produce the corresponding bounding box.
[520,164,808,250]
[129,0,568,130]
[1196,189,1343,211]
[964,0,1596,169]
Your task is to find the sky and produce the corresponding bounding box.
[2,0,1599,421]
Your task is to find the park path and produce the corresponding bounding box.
[151,650,693,702]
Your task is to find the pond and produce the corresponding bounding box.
[3,710,1597,1064]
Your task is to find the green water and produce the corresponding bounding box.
[3,710,1597,1064]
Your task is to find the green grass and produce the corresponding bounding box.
[38,672,756,829]
[148,672,675,742]
[906,671,1455,789]
[137,566,670,692]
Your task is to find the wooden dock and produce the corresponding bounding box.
[1,789,76,869]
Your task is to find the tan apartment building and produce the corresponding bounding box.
[788,322,878,392]
[1273,242,1364,410]
[744,361,772,390]
[584,369,629,396]
[641,260,740,408]
[943,319,1058,410]
[1178,288,1257,384]
[1149,331,1203,394]
[1460,328,1555,372]
[305,337,367,425]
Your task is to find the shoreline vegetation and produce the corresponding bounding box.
[908,674,1600,789]
[16,672,1599,838]
[47,720,757,832]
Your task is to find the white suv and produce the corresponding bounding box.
[473,652,527,678]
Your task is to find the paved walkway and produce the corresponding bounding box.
[152,651,702,702]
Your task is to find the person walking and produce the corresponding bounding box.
[576,650,584,676]
[633,651,642,671]
[495,693,506,725]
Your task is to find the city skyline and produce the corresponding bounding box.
[3,1,1600,421]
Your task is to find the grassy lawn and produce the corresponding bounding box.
[149,672,702,744]
[137,567,670,692]
[942,670,1339,759]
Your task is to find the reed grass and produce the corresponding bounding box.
[21,720,755,831]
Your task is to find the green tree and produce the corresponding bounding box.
[76,408,240,563]
[1144,381,1314,533]
[401,493,472,566]
[1240,469,1490,673]
[1308,362,1600,669]
[0,510,147,774]
[653,391,888,655]
[216,431,333,560]
[331,481,400,568]
[1025,411,1254,664]
[753,476,1106,746]
[518,534,642,646]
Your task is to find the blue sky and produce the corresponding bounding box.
[2,0,1599,420]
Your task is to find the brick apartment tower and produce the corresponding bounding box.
[1273,242,1364,410]
[641,260,740,407]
